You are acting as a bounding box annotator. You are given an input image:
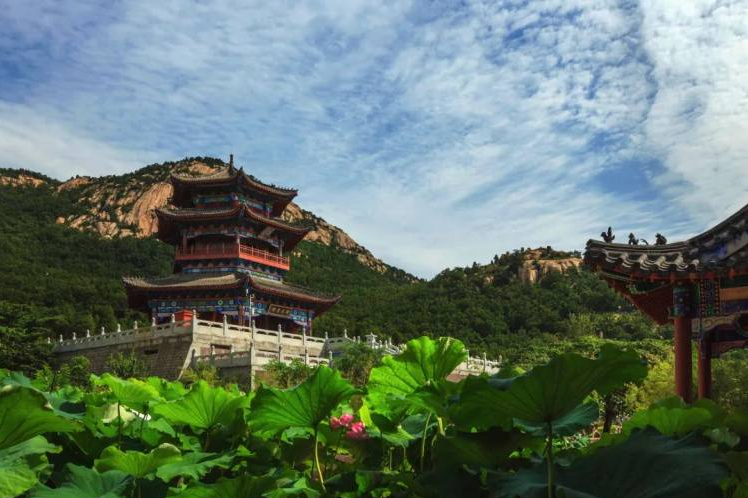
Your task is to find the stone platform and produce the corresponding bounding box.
[53,316,502,384]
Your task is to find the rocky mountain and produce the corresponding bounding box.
[6,157,409,279]
[516,248,583,284]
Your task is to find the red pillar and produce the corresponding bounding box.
[698,335,712,399]
[673,315,693,402]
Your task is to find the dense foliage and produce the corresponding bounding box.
[0,178,657,366]
[1,337,746,498]
[3,173,748,410]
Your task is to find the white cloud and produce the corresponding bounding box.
[0,102,157,178]
[0,0,747,277]
[639,0,748,225]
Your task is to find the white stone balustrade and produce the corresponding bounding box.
[54,319,502,377]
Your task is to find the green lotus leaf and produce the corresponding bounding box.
[723,451,748,480]
[367,337,466,405]
[624,406,713,437]
[515,400,599,437]
[493,429,727,498]
[449,375,515,431]
[726,408,748,436]
[155,451,234,482]
[95,374,163,411]
[1,372,87,420]
[0,436,59,498]
[421,428,532,498]
[264,476,320,497]
[451,345,646,431]
[145,377,188,401]
[95,443,181,479]
[735,483,748,498]
[152,381,248,433]
[0,385,80,449]
[169,475,277,498]
[30,464,131,498]
[249,365,356,438]
[433,428,532,470]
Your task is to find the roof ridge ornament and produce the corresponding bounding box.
[601,226,615,243]
[628,233,649,246]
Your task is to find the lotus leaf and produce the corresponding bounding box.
[152,381,248,433]
[30,463,131,498]
[249,365,356,437]
[0,436,59,498]
[494,429,726,498]
[0,385,80,449]
[95,443,181,479]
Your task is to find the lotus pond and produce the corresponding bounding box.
[1,336,747,498]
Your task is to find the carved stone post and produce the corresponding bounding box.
[248,341,256,391]
[223,314,228,336]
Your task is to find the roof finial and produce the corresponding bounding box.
[229,154,234,168]
[601,226,615,243]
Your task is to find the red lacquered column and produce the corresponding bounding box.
[697,335,712,399]
[672,285,692,403]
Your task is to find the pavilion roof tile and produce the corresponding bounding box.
[156,205,314,234]
[123,272,340,306]
[585,201,748,278]
[171,166,297,198]
[123,273,244,290]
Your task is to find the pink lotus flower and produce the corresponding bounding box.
[345,421,368,440]
[330,413,354,430]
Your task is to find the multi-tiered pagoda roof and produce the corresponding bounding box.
[123,160,340,333]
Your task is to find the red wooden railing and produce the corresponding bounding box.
[175,243,289,269]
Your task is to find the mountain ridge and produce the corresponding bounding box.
[2,158,417,281]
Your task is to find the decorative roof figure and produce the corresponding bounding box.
[600,226,615,243]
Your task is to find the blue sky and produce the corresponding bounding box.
[1,1,747,277]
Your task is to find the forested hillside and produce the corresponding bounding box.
[0,166,666,365]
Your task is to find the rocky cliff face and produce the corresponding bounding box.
[516,248,583,283]
[39,158,399,277]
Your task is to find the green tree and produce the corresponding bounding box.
[262,359,315,388]
[332,341,382,387]
[105,351,148,379]
[0,326,52,376]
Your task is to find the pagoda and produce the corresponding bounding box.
[123,156,340,334]
[585,202,748,402]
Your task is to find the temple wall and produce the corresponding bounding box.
[53,319,501,382]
